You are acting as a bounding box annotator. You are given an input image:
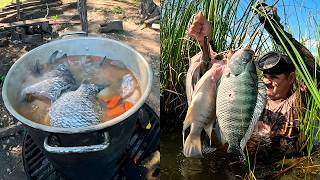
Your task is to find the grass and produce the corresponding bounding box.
[111,6,124,14]
[51,15,59,21]
[0,75,5,83]
[0,0,27,10]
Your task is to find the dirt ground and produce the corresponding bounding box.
[0,0,159,179]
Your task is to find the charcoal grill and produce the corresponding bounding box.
[22,104,160,180]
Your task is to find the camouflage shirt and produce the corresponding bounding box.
[247,91,300,161]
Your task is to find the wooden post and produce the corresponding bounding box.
[77,0,88,35]
[16,0,20,20]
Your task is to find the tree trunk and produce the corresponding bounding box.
[78,0,88,35]
[16,0,20,21]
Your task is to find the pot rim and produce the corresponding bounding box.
[2,37,152,134]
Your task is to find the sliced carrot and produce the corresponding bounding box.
[123,101,134,111]
[106,106,126,118]
[107,96,121,109]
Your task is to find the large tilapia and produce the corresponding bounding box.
[48,82,103,128]
[21,64,76,103]
[216,48,266,162]
[183,63,224,157]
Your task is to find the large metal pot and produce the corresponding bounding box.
[2,33,152,179]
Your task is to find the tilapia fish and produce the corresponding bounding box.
[216,48,266,162]
[21,64,76,102]
[183,64,221,157]
[49,82,103,128]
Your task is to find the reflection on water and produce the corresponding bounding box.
[161,130,320,180]
[161,130,243,180]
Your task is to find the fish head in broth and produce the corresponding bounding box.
[48,82,103,128]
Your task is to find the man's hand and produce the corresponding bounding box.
[254,2,280,25]
[188,12,212,47]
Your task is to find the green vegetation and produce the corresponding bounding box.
[0,75,6,83]
[111,6,124,14]
[51,15,60,21]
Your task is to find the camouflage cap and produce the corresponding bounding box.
[257,51,295,75]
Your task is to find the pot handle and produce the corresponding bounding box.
[59,31,87,39]
[43,132,110,154]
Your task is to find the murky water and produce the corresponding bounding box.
[161,130,320,179]
[161,130,246,180]
[17,55,141,126]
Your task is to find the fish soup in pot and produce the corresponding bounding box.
[18,54,142,127]
[2,37,152,179]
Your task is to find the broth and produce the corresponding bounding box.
[17,55,141,127]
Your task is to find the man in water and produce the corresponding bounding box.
[187,3,317,161]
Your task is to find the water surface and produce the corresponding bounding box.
[161,130,244,180]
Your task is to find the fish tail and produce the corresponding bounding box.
[183,134,202,158]
[182,130,185,147]
[204,119,215,146]
[227,144,242,156]
[227,144,246,164]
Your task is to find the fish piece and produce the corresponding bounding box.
[49,82,103,128]
[183,63,223,157]
[121,74,136,98]
[216,48,266,163]
[125,88,141,103]
[21,64,76,103]
[101,56,127,69]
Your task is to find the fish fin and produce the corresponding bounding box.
[240,82,267,150]
[227,144,247,166]
[49,50,59,64]
[214,121,226,144]
[202,146,216,154]
[183,133,202,158]
[182,104,193,147]
[204,118,215,146]
[227,143,244,158]
[183,90,203,131]
[182,130,185,148]
[182,105,193,132]
[100,56,108,66]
